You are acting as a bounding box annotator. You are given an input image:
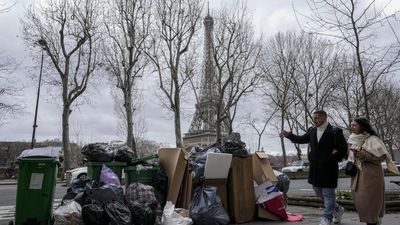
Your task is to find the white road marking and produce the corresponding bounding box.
[0,199,61,221]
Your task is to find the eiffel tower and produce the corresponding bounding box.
[183,11,229,149]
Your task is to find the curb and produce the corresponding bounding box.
[288,195,400,212]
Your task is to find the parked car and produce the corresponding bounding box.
[281,160,310,172]
[64,166,87,186]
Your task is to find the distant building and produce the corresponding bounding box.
[0,141,81,168]
[0,142,46,166]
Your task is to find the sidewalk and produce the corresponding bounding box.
[0,178,66,185]
[1,179,398,225]
[237,205,400,225]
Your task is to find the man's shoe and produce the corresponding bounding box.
[319,217,332,225]
[333,205,344,224]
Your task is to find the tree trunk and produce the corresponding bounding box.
[257,135,261,152]
[174,81,182,148]
[62,106,71,171]
[124,89,136,153]
[216,106,223,140]
[281,110,287,166]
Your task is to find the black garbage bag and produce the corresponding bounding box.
[81,201,110,225]
[105,200,132,225]
[60,191,78,206]
[125,183,162,225]
[73,192,87,206]
[223,140,249,157]
[150,168,168,208]
[85,185,119,205]
[188,146,221,181]
[69,177,91,194]
[103,184,125,203]
[114,145,136,162]
[128,200,157,225]
[81,143,114,162]
[189,185,230,225]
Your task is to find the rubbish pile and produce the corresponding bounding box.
[53,140,299,225]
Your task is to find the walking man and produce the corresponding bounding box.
[280,110,347,225]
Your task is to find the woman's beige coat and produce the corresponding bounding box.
[351,151,385,223]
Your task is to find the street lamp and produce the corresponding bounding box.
[31,39,47,149]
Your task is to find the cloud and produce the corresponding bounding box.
[1,0,398,157]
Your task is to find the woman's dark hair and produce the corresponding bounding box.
[353,117,378,136]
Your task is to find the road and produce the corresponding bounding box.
[0,177,399,224]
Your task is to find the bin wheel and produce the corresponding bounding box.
[8,221,13,225]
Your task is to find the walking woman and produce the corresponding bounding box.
[347,117,400,225]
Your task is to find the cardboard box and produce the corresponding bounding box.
[179,153,231,210]
[204,152,232,179]
[252,151,281,220]
[159,148,188,205]
[203,153,231,212]
[252,151,278,185]
[178,163,193,209]
[228,156,255,223]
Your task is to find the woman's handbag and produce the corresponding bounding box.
[345,161,357,176]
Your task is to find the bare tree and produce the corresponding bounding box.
[0,1,22,126]
[243,106,277,152]
[282,33,343,158]
[21,0,102,170]
[330,54,364,129]
[0,0,16,14]
[260,31,299,166]
[102,0,152,153]
[112,88,148,145]
[145,0,204,148]
[295,0,400,121]
[0,51,21,126]
[290,33,339,121]
[212,0,263,139]
[369,78,400,158]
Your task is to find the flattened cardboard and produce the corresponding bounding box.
[252,151,278,185]
[178,163,193,209]
[159,148,188,205]
[204,152,232,179]
[228,156,255,223]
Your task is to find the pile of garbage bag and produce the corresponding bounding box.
[81,143,136,162]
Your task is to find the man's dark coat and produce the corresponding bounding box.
[287,123,347,188]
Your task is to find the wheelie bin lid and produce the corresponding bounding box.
[18,146,62,161]
[129,154,159,166]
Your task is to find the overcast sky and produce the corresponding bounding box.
[1,0,399,155]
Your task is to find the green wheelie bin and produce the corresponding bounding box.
[125,165,159,188]
[12,147,61,225]
[125,154,159,188]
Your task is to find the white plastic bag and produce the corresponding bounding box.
[162,201,192,225]
[53,201,82,225]
[254,180,283,204]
